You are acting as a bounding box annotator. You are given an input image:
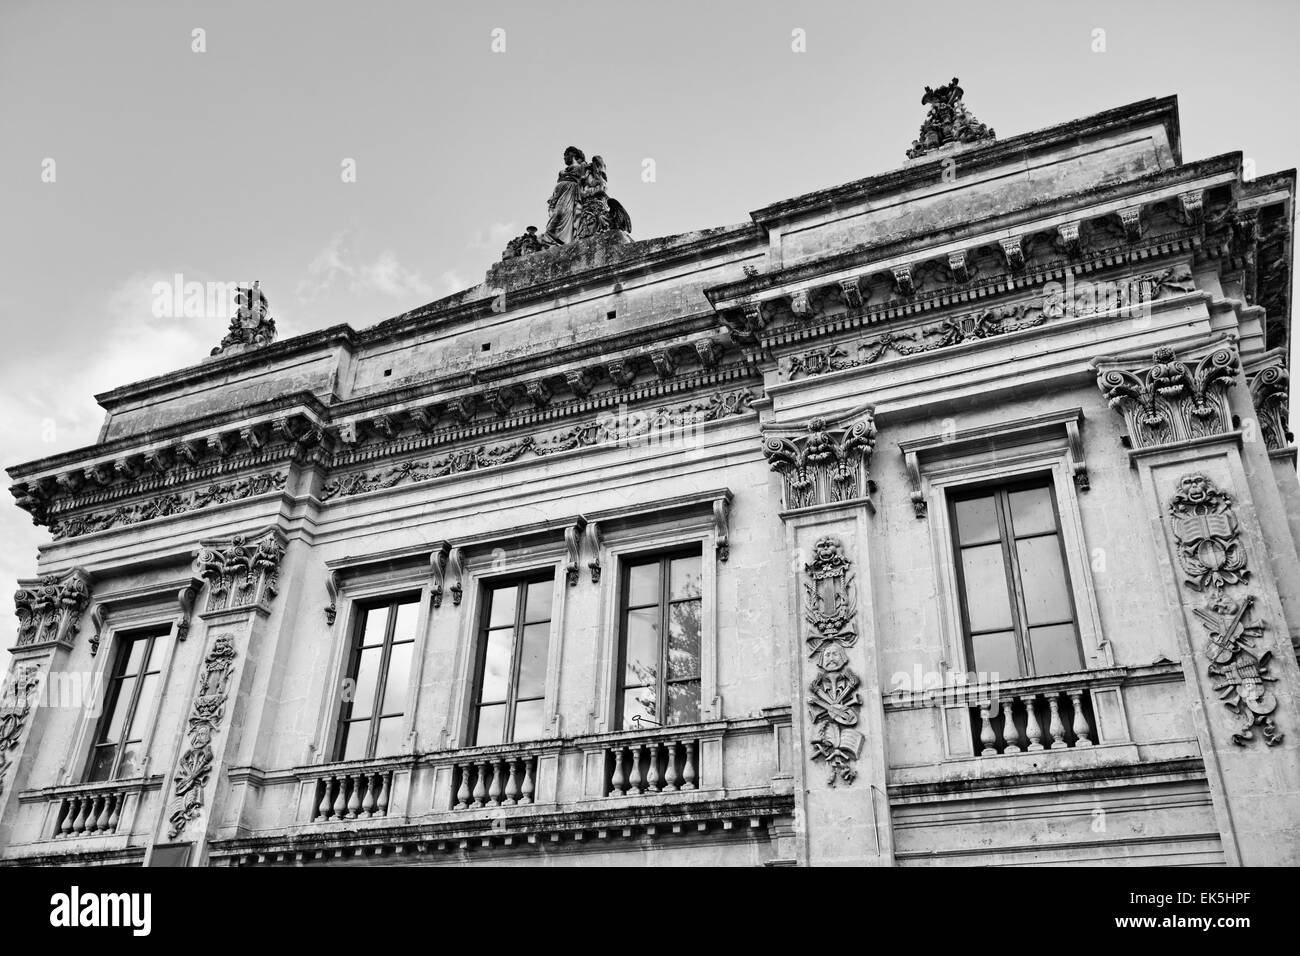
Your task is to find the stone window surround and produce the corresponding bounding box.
[910,415,1110,680]
[59,582,193,791]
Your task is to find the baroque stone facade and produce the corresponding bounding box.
[3,87,1300,868]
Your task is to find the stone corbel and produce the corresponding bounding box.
[176,578,202,641]
[429,543,450,609]
[369,414,400,441]
[114,456,140,482]
[607,360,636,388]
[790,289,811,317]
[891,265,914,298]
[584,521,603,583]
[337,421,359,444]
[650,350,677,380]
[446,396,478,424]
[89,603,108,656]
[144,447,173,474]
[564,517,589,587]
[1065,417,1089,490]
[694,339,719,369]
[525,381,552,410]
[1118,205,1143,243]
[839,277,864,309]
[564,370,593,399]
[239,423,267,452]
[948,251,970,284]
[1180,189,1204,226]
[174,440,200,466]
[1058,221,1082,258]
[902,449,926,518]
[408,405,438,432]
[446,547,464,606]
[207,432,233,458]
[999,236,1025,272]
[86,462,114,487]
[713,496,731,562]
[324,568,341,624]
[483,388,514,418]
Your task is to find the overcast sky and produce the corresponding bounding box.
[2,0,1297,650]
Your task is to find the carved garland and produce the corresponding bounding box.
[804,537,865,785]
[1168,474,1283,747]
[168,633,237,838]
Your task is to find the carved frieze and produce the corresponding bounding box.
[803,537,864,785]
[321,389,755,501]
[761,410,877,510]
[13,569,91,649]
[168,633,237,838]
[195,531,285,613]
[1096,343,1238,448]
[48,472,288,541]
[1167,474,1283,746]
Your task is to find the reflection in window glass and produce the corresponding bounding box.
[618,550,702,729]
[86,628,169,782]
[950,480,1081,678]
[472,575,554,745]
[335,596,419,761]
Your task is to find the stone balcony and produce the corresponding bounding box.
[1,775,165,865]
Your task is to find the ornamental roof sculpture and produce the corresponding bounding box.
[906,77,996,159]
[501,146,632,260]
[211,281,277,356]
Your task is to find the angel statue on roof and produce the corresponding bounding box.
[540,146,632,246]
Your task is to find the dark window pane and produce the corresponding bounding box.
[954,495,999,546]
[126,673,159,743]
[627,562,660,607]
[116,743,144,779]
[524,579,553,624]
[669,556,701,601]
[971,630,1021,679]
[487,585,518,628]
[621,687,655,729]
[1028,624,1082,675]
[666,680,700,724]
[513,699,545,741]
[350,646,382,719]
[88,745,117,782]
[960,544,1013,632]
[516,622,550,698]
[359,608,387,647]
[623,608,660,686]
[102,677,136,744]
[375,716,404,756]
[475,704,506,746]
[479,628,512,703]
[1016,536,1073,626]
[122,640,147,677]
[340,720,371,761]
[1009,486,1056,537]
[381,641,412,714]
[390,601,418,644]
[667,601,701,679]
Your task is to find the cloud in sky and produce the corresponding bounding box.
[296,231,458,304]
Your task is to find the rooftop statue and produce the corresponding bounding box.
[905,77,996,159]
[501,146,632,260]
[211,281,277,356]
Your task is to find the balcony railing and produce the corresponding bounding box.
[453,756,537,809]
[52,782,134,838]
[971,686,1097,756]
[605,735,700,797]
[311,769,395,822]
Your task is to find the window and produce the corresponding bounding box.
[949,478,1082,678]
[616,549,702,729]
[470,576,554,745]
[335,596,418,761]
[87,627,170,781]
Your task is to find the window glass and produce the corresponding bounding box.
[959,544,1013,632]
[472,575,555,744]
[618,551,703,729]
[334,596,420,760]
[87,629,170,782]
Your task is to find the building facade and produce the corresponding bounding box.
[2,85,1299,867]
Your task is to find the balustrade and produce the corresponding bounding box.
[312,769,394,822]
[972,687,1096,756]
[52,788,128,838]
[451,755,537,810]
[605,737,699,797]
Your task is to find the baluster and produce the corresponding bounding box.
[95,795,113,831]
[978,702,997,755]
[504,760,520,805]
[627,745,643,796]
[361,774,377,817]
[345,774,362,818]
[645,743,661,793]
[59,798,76,836]
[609,747,625,797]
[74,797,92,834]
[1047,694,1068,749]
[456,765,471,809]
[1069,689,1093,746]
[682,741,697,791]
[662,743,680,793]
[106,793,121,832]
[317,778,334,820]
[1001,699,1022,754]
[333,775,347,818]
[488,761,504,806]
[376,773,390,816]
[473,761,489,807]
[1022,694,1044,751]
[520,760,535,805]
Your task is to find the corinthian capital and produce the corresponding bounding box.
[760,407,877,510]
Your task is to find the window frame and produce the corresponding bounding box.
[467,571,556,746]
[613,544,704,731]
[84,625,170,782]
[332,592,421,762]
[947,474,1084,678]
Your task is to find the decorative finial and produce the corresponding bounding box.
[211,280,276,356]
[906,77,996,159]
